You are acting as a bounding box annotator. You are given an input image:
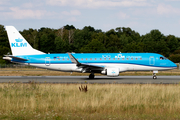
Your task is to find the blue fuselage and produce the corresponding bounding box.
[11,53,177,73]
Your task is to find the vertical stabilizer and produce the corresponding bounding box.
[5,26,45,56]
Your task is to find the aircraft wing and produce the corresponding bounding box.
[68,53,104,70]
[4,55,28,61]
[77,63,104,69]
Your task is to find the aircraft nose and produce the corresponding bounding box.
[170,61,177,69]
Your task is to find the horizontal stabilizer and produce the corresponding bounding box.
[4,55,28,61]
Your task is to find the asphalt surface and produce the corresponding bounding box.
[0,76,180,84]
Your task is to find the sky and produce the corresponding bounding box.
[0,0,180,37]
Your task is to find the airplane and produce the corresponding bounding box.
[3,26,177,79]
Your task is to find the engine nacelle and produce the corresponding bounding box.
[105,68,119,77]
[101,67,127,76]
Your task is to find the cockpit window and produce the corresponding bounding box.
[160,56,167,60]
[160,57,164,60]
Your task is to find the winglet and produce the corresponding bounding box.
[67,53,80,65]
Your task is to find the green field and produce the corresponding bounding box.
[0,83,180,119]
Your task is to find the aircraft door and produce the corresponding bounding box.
[149,56,155,65]
[45,57,50,66]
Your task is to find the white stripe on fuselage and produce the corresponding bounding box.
[28,63,174,73]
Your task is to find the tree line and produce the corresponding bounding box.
[0,24,180,64]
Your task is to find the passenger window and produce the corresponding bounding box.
[109,58,111,60]
[131,58,133,60]
[90,58,92,60]
[140,58,142,60]
[81,58,83,60]
[95,58,96,60]
[86,58,88,60]
[122,58,124,60]
[67,58,69,60]
[127,58,129,60]
[100,58,102,60]
[118,58,120,60]
[113,58,115,60]
[136,58,137,60]
[104,58,106,60]
[63,58,64,61]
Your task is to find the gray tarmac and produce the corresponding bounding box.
[0,76,180,84]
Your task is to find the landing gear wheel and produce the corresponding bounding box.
[89,73,95,79]
[152,71,158,79]
[153,76,157,79]
[153,73,157,79]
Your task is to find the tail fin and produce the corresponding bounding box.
[5,26,45,56]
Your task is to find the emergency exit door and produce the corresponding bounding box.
[45,57,50,66]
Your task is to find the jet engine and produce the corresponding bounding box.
[101,68,119,77]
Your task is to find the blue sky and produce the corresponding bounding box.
[0,0,180,37]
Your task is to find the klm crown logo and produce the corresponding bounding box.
[11,38,27,47]
[15,38,23,42]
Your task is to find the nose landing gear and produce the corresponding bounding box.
[153,70,158,79]
[153,73,157,79]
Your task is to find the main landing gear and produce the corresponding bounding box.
[153,70,158,79]
[89,73,95,79]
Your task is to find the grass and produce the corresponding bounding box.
[0,83,180,119]
[0,68,180,76]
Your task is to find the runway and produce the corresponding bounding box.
[0,76,180,84]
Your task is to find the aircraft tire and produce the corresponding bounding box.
[89,74,95,79]
[153,76,157,79]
